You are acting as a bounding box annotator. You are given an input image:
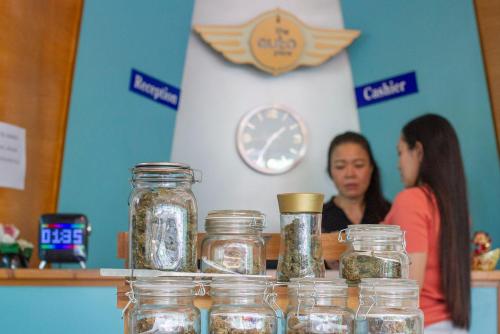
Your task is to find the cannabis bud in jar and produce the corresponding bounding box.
[286,278,354,334]
[129,278,201,334]
[338,225,409,285]
[209,277,279,334]
[356,279,424,334]
[201,210,266,275]
[129,163,200,272]
[276,193,326,282]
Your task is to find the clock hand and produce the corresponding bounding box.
[256,126,286,166]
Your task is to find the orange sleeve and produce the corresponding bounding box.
[384,188,431,253]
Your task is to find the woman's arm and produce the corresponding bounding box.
[408,252,427,289]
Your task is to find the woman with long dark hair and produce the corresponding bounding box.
[323,131,390,233]
[385,114,470,333]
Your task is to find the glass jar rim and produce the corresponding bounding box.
[210,277,271,296]
[359,278,419,296]
[343,224,403,241]
[288,278,348,297]
[133,277,197,296]
[131,162,200,183]
[205,210,265,232]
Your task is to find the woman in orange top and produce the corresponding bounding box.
[385,114,470,333]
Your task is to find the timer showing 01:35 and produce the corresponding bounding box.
[40,228,83,245]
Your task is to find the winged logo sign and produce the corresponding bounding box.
[194,8,360,76]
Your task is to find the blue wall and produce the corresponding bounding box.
[58,0,195,268]
[342,0,500,248]
[0,286,123,333]
[0,286,493,334]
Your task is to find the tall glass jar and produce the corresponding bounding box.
[276,193,325,282]
[209,277,279,334]
[129,162,200,272]
[201,210,266,275]
[287,278,354,334]
[355,279,423,334]
[338,225,409,286]
[129,277,201,334]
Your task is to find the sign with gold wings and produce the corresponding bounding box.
[194,9,360,76]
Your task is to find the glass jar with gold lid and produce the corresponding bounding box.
[201,210,266,275]
[276,193,326,282]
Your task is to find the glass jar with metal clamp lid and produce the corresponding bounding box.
[355,278,423,334]
[209,277,280,334]
[286,278,354,334]
[129,162,201,272]
[128,277,203,334]
[201,210,266,275]
[276,193,326,282]
[338,225,409,286]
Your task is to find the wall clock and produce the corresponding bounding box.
[236,105,308,175]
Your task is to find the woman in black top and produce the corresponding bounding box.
[323,132,390,233]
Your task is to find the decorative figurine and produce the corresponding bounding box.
[0,223,33,268]
[472,231,500,271]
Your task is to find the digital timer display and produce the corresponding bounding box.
[40,223,85,249]
[38,214,89,265]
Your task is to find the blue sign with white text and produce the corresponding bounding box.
[129,69,180,110]
[355,71,418,108]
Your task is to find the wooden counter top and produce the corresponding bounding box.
[1,268,497,284]
[0,269,123,287]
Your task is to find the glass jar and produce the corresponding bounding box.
[338,225,409,286]
[355,279,423,334]
[129,162,200,272]
[129,277,201,334]
[209,277,279,334]
[287,278,354,334]
[201,210,266,275]
[276,193,326,282]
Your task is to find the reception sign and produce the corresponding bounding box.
[129,69,180,110]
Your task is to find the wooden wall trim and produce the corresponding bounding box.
[474,0,500,153]
[0,0,84,267]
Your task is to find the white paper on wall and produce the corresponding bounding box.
[0,121,26,190]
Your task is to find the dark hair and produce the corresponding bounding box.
[402,114,471,329]
[327,131,390,222]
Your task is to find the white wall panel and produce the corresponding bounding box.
[172,0,359,231]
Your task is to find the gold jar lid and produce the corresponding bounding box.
[277,193,324,213]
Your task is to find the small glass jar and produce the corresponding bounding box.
[201,210,266,275]
[209,277,279,334]
[276,193,326,282]
[338,225,409,286]
[287,278,354,334]
[355,279,423,334]
[129,162,200,272]
[129,277,201,334]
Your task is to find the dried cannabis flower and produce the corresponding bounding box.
[134,314,198,334]
[367,316,420,334]
[202,243,264,275]
[277,218,325,282]
[210,313,276,334]
[131,188,197,272]
[287,314,353,334]
[341,253,402,285]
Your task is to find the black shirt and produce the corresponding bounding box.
[322,196,391,233]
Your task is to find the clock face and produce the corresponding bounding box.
[236,105,308,174]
